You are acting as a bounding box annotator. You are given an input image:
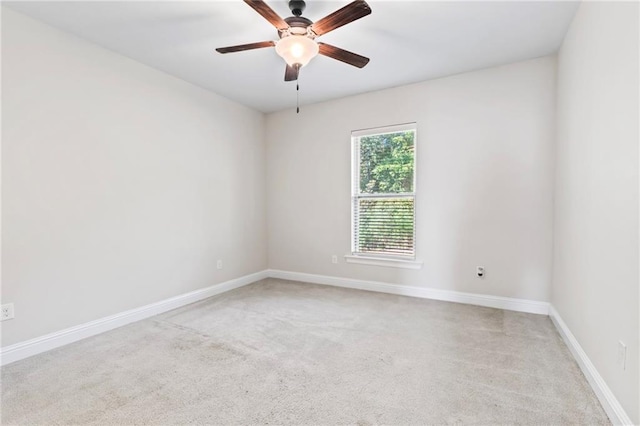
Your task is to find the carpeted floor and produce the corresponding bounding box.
[2,278,609,425]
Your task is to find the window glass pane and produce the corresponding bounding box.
[359,131,415,194]
[356,197,414,255]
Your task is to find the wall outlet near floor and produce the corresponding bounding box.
[476,266,485,278]
[216,259,223,270]
[331,255,338,264]
[617,341,627,370]
[1,303,14,321]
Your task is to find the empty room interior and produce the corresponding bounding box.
[1,0,639,424]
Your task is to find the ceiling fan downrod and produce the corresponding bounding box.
[288,0,306,17]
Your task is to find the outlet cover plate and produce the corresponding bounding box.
[1,303,15,321]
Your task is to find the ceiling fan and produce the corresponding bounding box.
[216,0,372,82]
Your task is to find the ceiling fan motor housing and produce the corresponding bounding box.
[281,16,314,38]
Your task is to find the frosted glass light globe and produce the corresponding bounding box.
[275,35,319,67]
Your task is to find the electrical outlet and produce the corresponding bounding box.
[1,303,14,321]
[216,260,223,270]
[617,341,627,370]
[331,255,338,264]
[476,266,485,278]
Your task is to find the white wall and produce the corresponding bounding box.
[1,8,267,347]
[552,2,639,423]
[266,56,556,302]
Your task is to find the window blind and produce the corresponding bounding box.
[353,196,415,255]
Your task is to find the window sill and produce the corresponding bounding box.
[344,255,423,270]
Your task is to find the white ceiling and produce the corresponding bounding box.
[5,1,579,113]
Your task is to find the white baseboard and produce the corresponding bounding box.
[3,268,630,424]
[0,270,268,366]
[549,305,632,425]
[267,269,549,315]
[0,269,549,367]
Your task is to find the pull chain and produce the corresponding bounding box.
[292,64,301,114]
[295,64,301,114]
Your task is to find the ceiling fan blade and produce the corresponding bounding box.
[284,64,299,81]
[310,0,371,36]
[244,0,289,30]
[318,42,369,68]
[216,41,275,54]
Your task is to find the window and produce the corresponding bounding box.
[351,123,417,261]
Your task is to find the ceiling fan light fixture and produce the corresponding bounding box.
[275,35,319,68]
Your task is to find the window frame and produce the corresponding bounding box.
[350,122,419,264]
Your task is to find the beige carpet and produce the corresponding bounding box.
[2,278,609,425]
